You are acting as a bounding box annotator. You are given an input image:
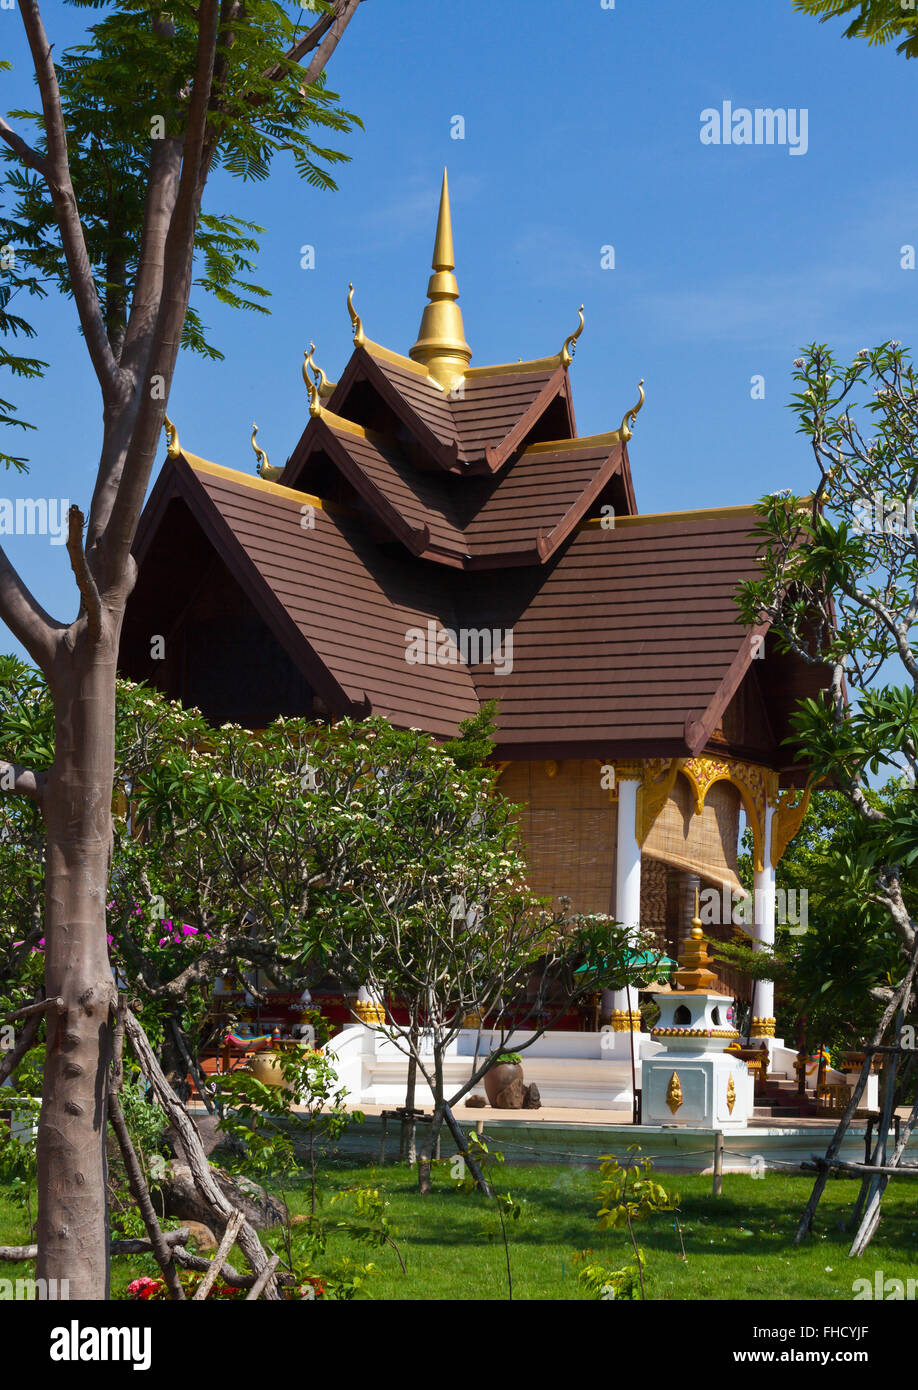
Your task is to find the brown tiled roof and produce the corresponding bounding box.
[136,455,478,738]
[322,347,571,470]
[471,510,772,753]
[123,336,828,766]
[465,441,626,562]
[288,414,627,568]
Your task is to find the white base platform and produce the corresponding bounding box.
[326,1026,663,1110]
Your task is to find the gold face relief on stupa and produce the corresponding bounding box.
[666,1071,683,1114]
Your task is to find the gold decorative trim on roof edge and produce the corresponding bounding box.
[582,502,760,529]
[464,353,565,379]
[362,337,437,380]
[184,454,325,510]
[524,427,625,455]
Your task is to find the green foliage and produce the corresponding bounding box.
[579,1147,680,1301]
[717,783,913,1047]
[793,0,918,58]
[0,1,362,461]
[735,340,918,1042]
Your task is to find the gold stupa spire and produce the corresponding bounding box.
[409,168,472,391]
[671,888,721,992]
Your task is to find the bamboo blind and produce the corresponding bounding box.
[498,760,616,917]
[642,772,744,895]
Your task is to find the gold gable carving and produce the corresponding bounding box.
[679,755,779,874]
[770,784,813,868]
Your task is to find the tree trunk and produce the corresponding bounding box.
[36,646,118,1299]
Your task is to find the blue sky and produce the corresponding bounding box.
[1,0,917,658]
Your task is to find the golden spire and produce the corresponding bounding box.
[671,888,721,992]
[408,168,472,391]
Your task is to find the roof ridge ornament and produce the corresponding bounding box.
[408,168,473,391]
[163,415,180,458]
[251,421,281,481]
[620,379,645,442]
[303,344,322,417]
[560,305,585,369]
[347,283,365,347]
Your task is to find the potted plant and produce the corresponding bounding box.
[483,1052,524,1107]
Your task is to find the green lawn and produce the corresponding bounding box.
[3,1162,917,1300]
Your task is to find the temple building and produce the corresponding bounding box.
[119,170,826,1048]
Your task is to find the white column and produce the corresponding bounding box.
[612,774,642,1030]
[751,802,776,1039]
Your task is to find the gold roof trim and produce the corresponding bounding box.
[523,427,626,455]
[185,455,325,510]
[582,502,759,530]
[362,337,436,379]
[464,353,565,379]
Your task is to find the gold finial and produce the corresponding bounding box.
[303,341,335,407]
[620,379,645,442]
[163,415,180,459]
[408,168,473,392]
[251,421,269,473]
[347,283,365,347]
[303,345,322,417]
[560,305,585,368]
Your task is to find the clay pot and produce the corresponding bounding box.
[250,1050,291,1089]
[484,1061,523,1107]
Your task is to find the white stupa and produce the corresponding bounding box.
[641,892,753,1130]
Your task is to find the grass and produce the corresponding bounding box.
[3,1158,918,1300]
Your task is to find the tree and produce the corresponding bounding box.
[318,720,662,1192]
[793,0,918,58]
[736,340,918,1239]
[0,0,366,1299]
[721,784,916,1052]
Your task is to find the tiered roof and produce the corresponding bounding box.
[120,171,825,771]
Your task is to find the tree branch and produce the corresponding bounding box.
[98,0,221,590]
[0,116,48,178]
[299,0,364,88]
[65,505,102,642]
[0,541,62,674]
[0,761,45,803]
[17,0,123,402]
